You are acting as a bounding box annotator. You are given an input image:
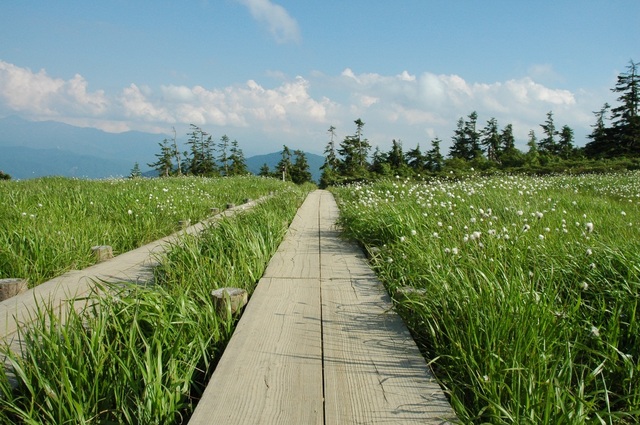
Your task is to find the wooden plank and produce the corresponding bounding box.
[319,190,457,424]
[0,196,267,349]
[321,277,456,424]
[262,193,320,279]
[187,276,324,425]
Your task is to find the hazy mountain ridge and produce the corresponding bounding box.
[0,116,324,181]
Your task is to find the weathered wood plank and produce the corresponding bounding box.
[262,193,320,279]
[319,191,456,424]
[0,195,269,350]
[322,277,456,424]
[187,277,324,425]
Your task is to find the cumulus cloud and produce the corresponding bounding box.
[330,67,582,143]
[0,59,598,153]
[0,61,108,117]
[236,0,301,44]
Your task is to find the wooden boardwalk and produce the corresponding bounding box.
[0,200,262,365]
[189,190,456,424]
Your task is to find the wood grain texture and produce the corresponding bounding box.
[187,277,324,425]
[190,190,457,424]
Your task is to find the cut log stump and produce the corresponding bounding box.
[0,278,28,301]
[91,245,113,262]
[211,287,248,316]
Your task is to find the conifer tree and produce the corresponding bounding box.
[585,103,612,158]
[538,111,559,156]
[406,143,426,173]
[387,139,406,172]
[369,146,390,176]
[129,162,142,179]
[291,150,312,184]
[525,130,540,166]
[181,125,218,176]
[228,139,248,175]
[449,112,481,160]
[320,125,341,187]
[218,135,230,176]
[499,124,516,151]
[258,163,271,177]
[276,145,292,181]
[425,138,444,171]
[148,138,175,177]
[610,60,640,155]
[338,119,370,178]
[481,117,501,162]
[558,125,575,159]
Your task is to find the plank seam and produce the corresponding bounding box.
[318,193,327,425]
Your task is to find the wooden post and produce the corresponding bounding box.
[0,278,28,301]
[226,203,235,210]
[211,287,248,316]
[91,245,113,262]
[394,286,427,300]
[366,246,381,259]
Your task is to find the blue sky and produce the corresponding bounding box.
[1,1,639,156]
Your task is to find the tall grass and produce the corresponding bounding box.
[0,184,311,424]
[0,175,287,286]
[333,172,640,424]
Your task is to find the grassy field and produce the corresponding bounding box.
[0,178,312,423]
[332,172,640,424]
[0,175,288,287]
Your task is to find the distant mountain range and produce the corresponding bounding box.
[0,116,324,182]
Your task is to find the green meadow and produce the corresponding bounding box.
[0,175,289,287]
[332,172,640,424]
[0,176,312,423]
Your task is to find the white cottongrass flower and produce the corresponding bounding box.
[580,281,589,290]
[585,222,594,233]
[516,210,524,216]
[523,224,531,232]
[538,234,545,240]
[586,248,593,256]
[128,209,133,215]
[410,229,417,236]
[432,232,439,238]
[399,236,406,243]
[536,211,544,219]
[590,326,600,337]
[451,247,459,255]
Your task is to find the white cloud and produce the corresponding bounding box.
[0,61,108,117]
[236,0,301,44]
[0,59,601,154]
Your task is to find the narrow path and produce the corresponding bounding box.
[188,190,456,424]
[0,199,262,363]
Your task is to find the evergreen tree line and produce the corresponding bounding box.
[256,145,313,185]
[148,124,248,177]
[320,60,639,187]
